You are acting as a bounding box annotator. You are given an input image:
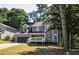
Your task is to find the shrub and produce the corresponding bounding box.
[71,35,79,49]
[4,35,10,41]
[11,35,15,42]
[59,38,64,47]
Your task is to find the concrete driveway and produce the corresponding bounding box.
[0,43,20,50]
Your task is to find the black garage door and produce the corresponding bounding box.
[17,37,29,43]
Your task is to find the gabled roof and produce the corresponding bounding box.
[23,24,30,27]
[42,15,52,24]
[32,21,43,27]
[31,15,52,27]
[0,23,18,32]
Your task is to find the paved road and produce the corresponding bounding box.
[0,43,20,50]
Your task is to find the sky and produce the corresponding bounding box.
[0,4,38,13]
[0,4,51,13]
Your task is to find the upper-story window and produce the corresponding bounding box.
[32,26,44,32]
[36,26,39,31]
[36,26,44,32]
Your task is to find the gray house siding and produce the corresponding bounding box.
[0,23,18,39]
[0,24,5,33]
[0,23,18,33]
[6,27,17,33]
[32,26,44,33]
[32,27,36,32]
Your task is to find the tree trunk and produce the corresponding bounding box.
[69,33,71,49]
[59,4,69,54]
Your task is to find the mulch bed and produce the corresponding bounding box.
[18,48,79,55]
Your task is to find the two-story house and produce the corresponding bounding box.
[14,18,59,44]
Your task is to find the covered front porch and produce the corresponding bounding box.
[28,33,45,44]
[14,33,46,44]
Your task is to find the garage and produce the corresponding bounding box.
[14,33,30,43]
[17,37,29,43]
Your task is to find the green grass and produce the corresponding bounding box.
[0,44,38,55]
[0,44,62,55]
[0,40,11,44]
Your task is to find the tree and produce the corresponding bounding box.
[28,11,39,22]
[47,4,79,48]
[4,8,28,30]
[36,4,48,21]
[59,4,69,54]
[28,4,48,22]
[48,4,79,34]
[65,5,79,34]
[0,8,9,23]
[47,5,61,30]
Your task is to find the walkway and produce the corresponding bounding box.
[0,43,20,50]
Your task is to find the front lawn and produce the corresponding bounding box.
[0,44,37,55]
[0,44,61,55]
[0,40,11,44]
[0,44,79,55]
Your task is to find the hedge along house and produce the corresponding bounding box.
[14,15,60,44]
[0,23,18,39]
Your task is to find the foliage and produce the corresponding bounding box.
[4,35,10,41]
[0,17,6,23]
[71,35,79,49]
[0,8,9,23]
[0,8,28,30]
[28,4,48,22]
[10,35,15,42]
[36,4,48,21]
[4,8,28,30]
[28,11,38,22]
[47,4,79,34]
[65,5,79,34]
[59,38,64,47]
[47,4,79,50]
[47,5,62,30]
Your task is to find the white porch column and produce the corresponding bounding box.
[44,33,46,42]
[27,34,31,43]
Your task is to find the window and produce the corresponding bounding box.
[36,27,39,31]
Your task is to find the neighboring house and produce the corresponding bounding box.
[0,23,18,39]
[14,16,60,44]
